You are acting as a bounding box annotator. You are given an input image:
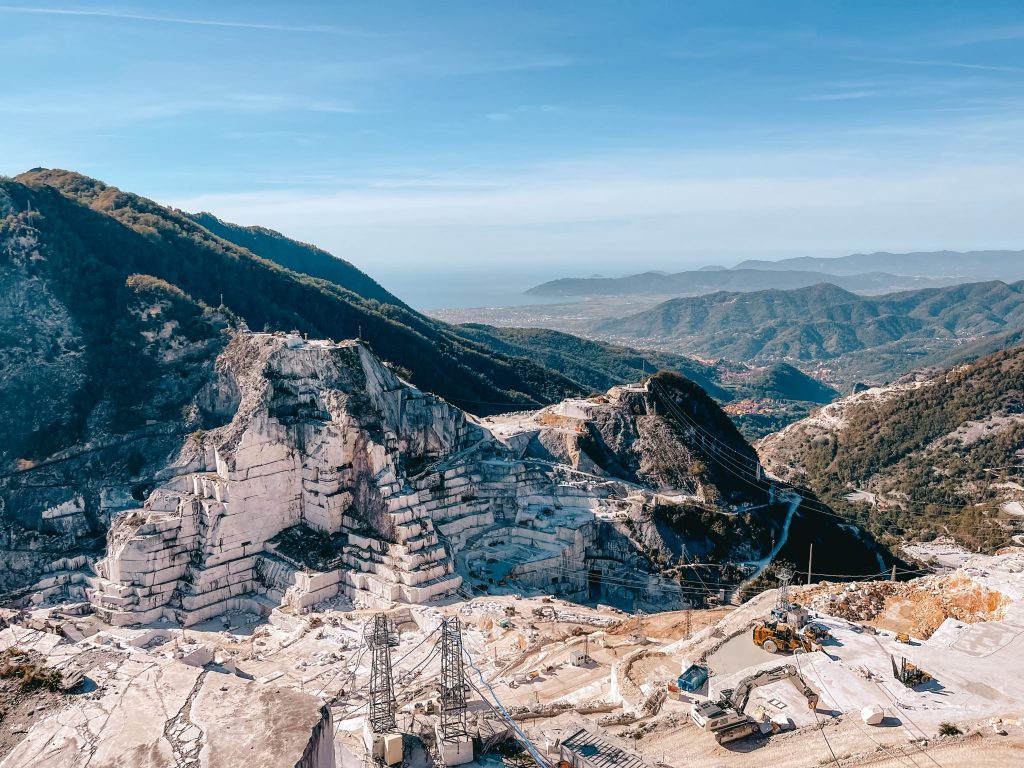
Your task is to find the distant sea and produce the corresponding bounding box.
[364,264,581,311]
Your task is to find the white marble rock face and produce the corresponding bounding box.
[87,332,647,625]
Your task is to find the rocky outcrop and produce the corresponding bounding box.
[86,333,696,624]
[0,201,230,594]
[0,171,581,594]
[88,333,472,624]
[10,327,889,623]
[294,706,336,768]
[513,374,763,504]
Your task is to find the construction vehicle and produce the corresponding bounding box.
[770,602,809,629]
[895,632,911,644]
[891,655,932,688]
[804,622,831,643]
[690,664,819,744]
[752,620,822,654]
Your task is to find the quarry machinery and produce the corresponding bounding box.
[752,620,822,654]
[891,655,932,688]
[753,567,827,654]
[690,664,820,744]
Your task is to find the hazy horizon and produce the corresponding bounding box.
[2,1,1023,289]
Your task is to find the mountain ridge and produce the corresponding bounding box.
[757,340,1024,550]
[10,168,586,416]
[591,279,1024,386]
[526,248,1024,299]
[526,267,956,298]
[736,249,1024,278]
[185,210,406,308]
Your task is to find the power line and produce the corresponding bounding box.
[652,374,1022,521]
[462,646,550,767]
[654,389,1015,536]
[792,650,843,767]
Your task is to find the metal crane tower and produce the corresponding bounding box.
[364,613,399,733]
[776,566,793,611]
[439,617,469,740]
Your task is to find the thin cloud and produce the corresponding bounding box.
[486,104,560,121]
[480,56,576,73]
[852,56,1023,73]
[951,25,1024,46]
[803,90,880,102]
[168,157,1024,271]
[0,5,345,34]
[0,91,359,124]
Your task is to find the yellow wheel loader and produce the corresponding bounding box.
[752,620,821,654]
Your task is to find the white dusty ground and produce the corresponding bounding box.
[1,547,1023,767]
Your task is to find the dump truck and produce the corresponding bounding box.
[691,664,819,744]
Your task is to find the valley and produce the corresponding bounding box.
[5,3,1024,766]
[2,172,1024,768]
[4,534,1023,768]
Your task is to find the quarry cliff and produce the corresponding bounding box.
[83,331,883,625]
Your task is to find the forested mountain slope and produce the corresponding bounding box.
[593,281,1024,386]
[758,343,1024,550]
[11,169,585,416]
[186,210,405,308]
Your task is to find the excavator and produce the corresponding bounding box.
[690,664,820,744]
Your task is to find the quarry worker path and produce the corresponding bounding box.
[733,492,801,598]
[675,717,1021,768]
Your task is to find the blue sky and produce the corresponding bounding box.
[2,1,1023,305]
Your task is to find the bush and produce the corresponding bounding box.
[938,722,962,737]
[0,649,63,693]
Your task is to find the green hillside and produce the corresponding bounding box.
[452,324,729,399]
[594,281,1024,386]
[758,343,1024,550]
[187,211,405,308]
[743,363,839,404]
[10,169,585,421]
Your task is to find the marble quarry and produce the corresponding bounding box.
[80,332,680,627]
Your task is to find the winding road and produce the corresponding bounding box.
[733,492,801,599]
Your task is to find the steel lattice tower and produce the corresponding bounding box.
[776,566,793,611]
[364,613,399,733]
[439,617,468,740]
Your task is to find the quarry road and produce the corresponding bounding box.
[734,492,801,595]
[674,718,1024,768]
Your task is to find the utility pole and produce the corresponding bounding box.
[891,564,897,582]
[364,613,399,734]
[684,609,692,640]
[807,543,814,586]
